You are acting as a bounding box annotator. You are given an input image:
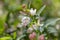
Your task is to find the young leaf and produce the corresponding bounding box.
[36,5,46,17]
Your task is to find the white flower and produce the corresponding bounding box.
[32,24,37,30]
[27,27,33,33]
[21,16,30,26]
[30,8,36,15]
[56,24,60,30]
[40,24,44,26]
[28,27,33,31]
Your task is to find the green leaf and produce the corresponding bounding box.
[44,18,60,28]
[37,5,46,16]
[31,0,42,10]
[0,36,12,40]
[47,27,57,33]
[47,27,58,36]
[12,32,16,39]
[0,13,7,34]
[17,35,26,40]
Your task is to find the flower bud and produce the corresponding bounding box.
[29,32,36,40]
[38,34,45,40]
[22,4,26,8]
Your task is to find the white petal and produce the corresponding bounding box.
[30,8,36,15]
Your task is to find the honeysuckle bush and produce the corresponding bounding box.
[0,0,60,40]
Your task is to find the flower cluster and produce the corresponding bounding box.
[1,0,59,40]
[21,16,30,26]
[29,32,45,40]
[29,32,36,40]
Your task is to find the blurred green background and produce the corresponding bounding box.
[0,0,60,40]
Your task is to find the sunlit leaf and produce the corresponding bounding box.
[0,13,7,34]
[0,36,12,40]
